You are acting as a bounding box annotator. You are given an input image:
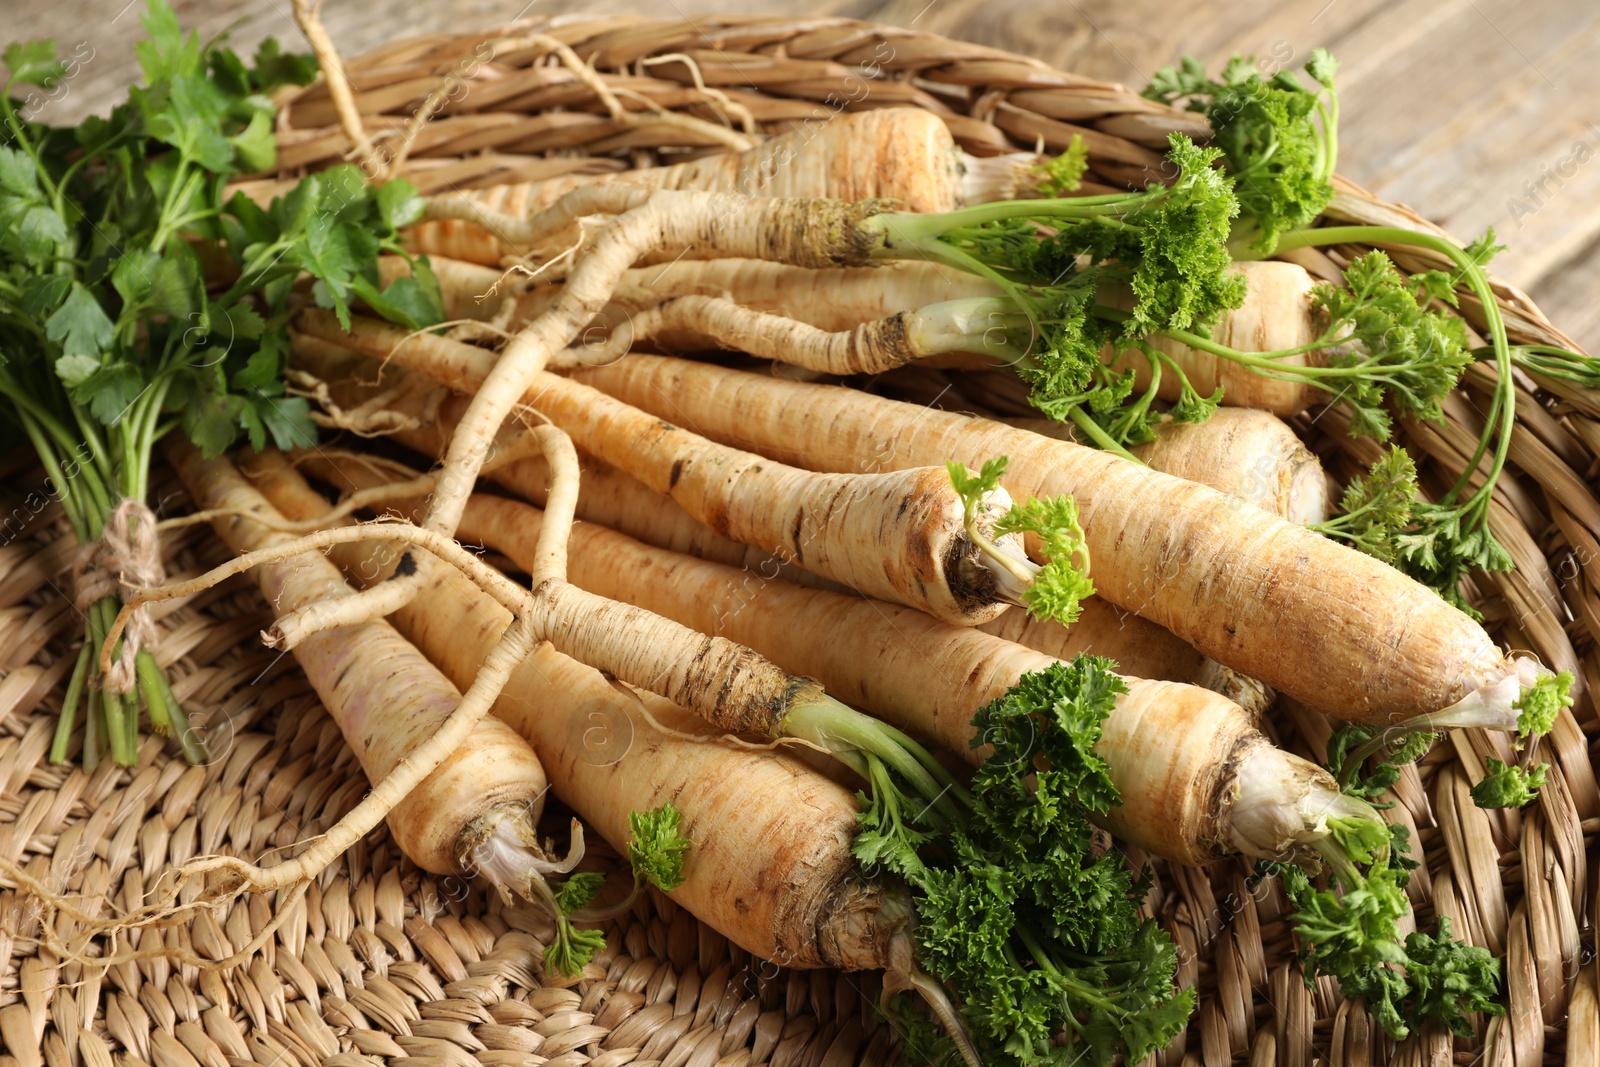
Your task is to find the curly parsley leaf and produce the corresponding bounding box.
[1168,367,1224,424]
[1464,228,1508,271]
[993,494,1095,625]
[949,457,1096,626]
[947,456,1009,513]
[1033,133,1090,197]
[1312,446,1419,564]
[1325,722,1438,800]
[544,919,607,978]
[1390,499,1514,617]
[1312,251,1475,441]
[1121,135,1248,339]
[542,872,610,977]
[852,655,1191,1067]
[1144,51,1339,253]
[910,134,1242,453]
[553,871,606,916]
[1513,670,1572,742]
[1469,758,1548,809]
[627,802,692,892]
[1275,831,1502,1039]
[1401,916,1506,1034]
[970,656,1125,820]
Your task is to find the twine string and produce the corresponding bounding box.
[73,498,164,693]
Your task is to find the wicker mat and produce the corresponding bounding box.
[2,13,1600,1067]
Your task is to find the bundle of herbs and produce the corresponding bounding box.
[0,0,441,766]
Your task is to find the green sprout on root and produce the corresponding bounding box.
[544,802,693,977]
[948,456,1095,626]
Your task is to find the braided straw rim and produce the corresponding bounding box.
[1,14,1596,1067]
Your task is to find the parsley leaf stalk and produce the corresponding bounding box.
[1269,224,1516,602]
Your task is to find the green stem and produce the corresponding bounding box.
[100,685,130,767]
[964,506,1040,603]
[1066,406,1140,462]
[50,642,94,764]
[1493,344,1600,389]
[782,697,965,825]
[149,162,200,253]
[1158,326,1336,377]
[82,687,102,773]
[129,375,173,502]
[123,683,140,761]
[162,666,210,766]
[1014,923,1137,1016]
[1336,733,1403,791]
[93,596,137,767]
[66,400,115,488]
[137,650,172,736]
[220,238,296,305]
[1310,833,1363,890]
[11,410,77,531]
[872,720,973,809]
[871,190,1167,246]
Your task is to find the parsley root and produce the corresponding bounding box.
[166,441,554,890]
[579,354,1551,727]
[292,333,841,589]
[1011,406,1329,525]
[287,343,1274,709]
[408,108,1040,264]
[248,450,910,972]
[255,453,1196,1067]
[297,310,1095,627]
[311,455,1367,871]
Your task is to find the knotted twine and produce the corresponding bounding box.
[72,498,164,693]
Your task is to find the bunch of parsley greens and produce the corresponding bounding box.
[870,133,1237,457]
[1138,49,1586,1036]
[869,126,1484,495]
[0,0,443,768]
[1145,46,1575,787]
[1142,49,1596,618]
[861,656,1194,1067]
[1274,671,1571,1042]
[1260,833,1504,1042]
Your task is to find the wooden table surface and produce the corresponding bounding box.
[14,0,1600,350]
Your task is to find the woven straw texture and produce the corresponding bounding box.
[3,13,1599,1067]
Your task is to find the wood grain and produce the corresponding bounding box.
[10,0,1597,349]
